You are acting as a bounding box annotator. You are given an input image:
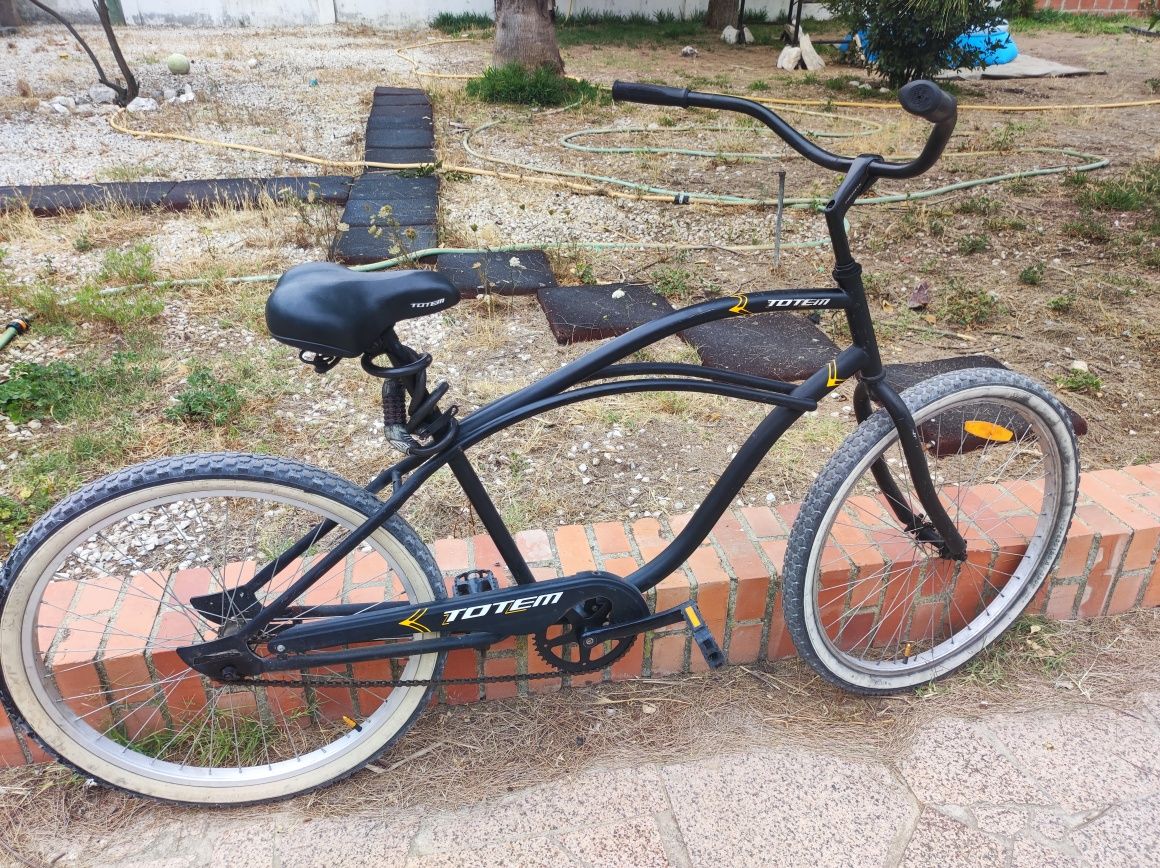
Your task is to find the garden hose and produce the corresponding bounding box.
[0,318,30,354]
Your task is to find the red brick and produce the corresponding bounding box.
[1078,569,1114,618]
[555,525,595,576]
[759,539,788,580]
[610,635,645,681]
[568,667,605,688]
[655,570,692,613]
[515,529,552,563]
[688,547,729,633]
[1106,572,1146,615]
[739,506,785,539]
[835,610,878,654]
[669,512,694,538]
[631,518,667,562]
[483,655,519,700]
[602,556,639,578]
[650,633,687,675]
[0,706,26,767]
[908,600,946,645]
[472,534,505,577]
[776,502,801,529]
[974,482,1035,516]
[1133,494,1160,522]
[1124,463,1160,491]
[1086,467,1152,497]
[73,575,123,617]
[150,646,207,724]
[441,649,480,705]
[103,576,163,695]
[1046,583,1079,619]
[712,512,769,584]
[433,537,470,574]
[727,622,763,664]
[302,560,345,606]
[1143,565,1160,608]
[593,522,630,556]
[765,595,797,660]
[1081,477,1160,572]
[36,579,78,651]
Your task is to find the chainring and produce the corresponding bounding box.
[532,596,638,674]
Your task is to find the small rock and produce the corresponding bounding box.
[50,95,76,109]
[777,45,803,71]
[50,101,71,114]
[26,419,42,430]
[848,80,861,88]
[1069,359,1089,372]
[176,91,195,104]
[680,45,699,58]
[126,96,159,113]
[247,57,259,69]
[163,87,178,101]
[73,103,95,116]
[908,281,932,310]
[96,103,119,114]
[721,25,754,44]
[88,84,116,104]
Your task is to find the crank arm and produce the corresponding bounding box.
[580,603,689,644]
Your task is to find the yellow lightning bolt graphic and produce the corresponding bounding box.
[729,295,750,315]
[399,608,431,633]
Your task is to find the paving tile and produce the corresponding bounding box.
[373,93,432,106]
[900,810,1006,868]
[436,250,557,297]
[984,707,1160,812]
[1010,835,1084,867]
[348,174,439,201]
[412,765,668,853]
[276,815,417,868]
[367,108,433,129]
[408,837,569,868]
[1072,792,1160,867]
[208,823,276,868]
[365,148,437,166]
[680,313,838,382]
[366,127,435,149]
[660,747,915,867]
[537,283,674,344]
[341,196,436,227]
[331,223,438,264]
[558,817,670,868]
[898,716,1047,807]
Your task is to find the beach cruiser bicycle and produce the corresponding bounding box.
[0,80,1079,805]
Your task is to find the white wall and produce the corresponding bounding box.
[17,0,828,29]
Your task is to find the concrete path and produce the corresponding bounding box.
[34,691,1160,868]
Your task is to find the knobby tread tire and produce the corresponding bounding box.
[782,369,1078,695]
[0,452,446,806]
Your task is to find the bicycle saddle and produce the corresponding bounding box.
[266,262,460,358]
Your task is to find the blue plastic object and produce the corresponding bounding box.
[845,23,1019,68]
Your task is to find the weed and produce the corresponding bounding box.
[652,267,693,301]
[167,368,244,427]
[962,616,1067,686]
[97,163,167,183]
[954,195,998,216]
[1147,78,1160,95]
[937,279,1000,327]
[747,80,771,92]
[957,234,990,255]
[99,243,157,285]
[1018,263,1043,286]
[1047,293,1075,312]
[112,715,281,765]
[0,353,161,425]
[1062,213,1111,243]
[1058,369,1102,394]
[465,63,604,107]
[576,262,597,285]
[16,78,32,98]
[1074,163,1160,212]
[0,495,29,547]
[1010,9,1139,35]
[984,216,1027,233]
[72,234,94,253]
[1062,171,1088,189]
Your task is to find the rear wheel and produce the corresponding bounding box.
[0,453,444,805]
[783,368,1079,694]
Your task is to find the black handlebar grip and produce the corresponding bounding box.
[898,80,957,125]
[611,80,690,108]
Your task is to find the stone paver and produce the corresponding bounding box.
[899,810,1006,868]
[659,747,917,867]
[983,707,1160,813]
[1071,792,1160,868]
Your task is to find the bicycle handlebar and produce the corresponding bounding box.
[610,79,958,181]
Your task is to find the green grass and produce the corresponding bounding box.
[1009,9,1140,34]
[1074,163,1160,213]
[1062,212,1112,243]
[430,11,492,33]
[1047,293,1075,312]
[167,368,244,427]
[110,715,282,766]
[937,279,1001,328]
[1018,263,1044,286]
[957,234,990,255]
[0,353,160,425]
[465,63,604,107]
[1059,368,1102,394]
[652,266,694,301]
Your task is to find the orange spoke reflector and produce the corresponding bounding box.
[964,420,1014,442]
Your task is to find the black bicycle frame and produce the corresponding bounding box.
[179,155,969,678]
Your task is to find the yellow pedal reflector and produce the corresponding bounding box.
[963,420,1014,443]
[342,716,360,731]
[684,606,702,628]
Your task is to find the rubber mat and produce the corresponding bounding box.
[537,284,675,344]
[365,147,437,166]
[330,223,438,265]
[878,355,1088,455]
[347,174,438,201]
[341,196,436,227]
[436,250,557,297]
[365,128,435,150]
[682,314,839,382]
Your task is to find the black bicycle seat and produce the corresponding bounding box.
[266,262,459,358]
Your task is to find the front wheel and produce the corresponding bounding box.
[783,368,1079,694]
[0,453,444,805]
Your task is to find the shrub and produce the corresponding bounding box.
[167,369,243,427]
[465,63,604,107]
[829,0,1004,87]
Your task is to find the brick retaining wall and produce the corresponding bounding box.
[1038,0,1143,12]
[3,463,1159,766]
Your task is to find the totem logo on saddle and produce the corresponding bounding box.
[440,592,564,625]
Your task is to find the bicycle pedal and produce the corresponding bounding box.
[453,569,499,597]
[681,603,725,669]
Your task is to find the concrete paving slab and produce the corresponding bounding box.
[984,707,1160,812]
[1010,835,1085,867]
[208,822,277,868]
[897,716,1047,807]
[659,747,916,867]
[900,809,1006,867]
[558,816,672,867]
[409,837,571,868]
[1072,792,1160,867]
[275,815,419,868]
[412,765,668,854]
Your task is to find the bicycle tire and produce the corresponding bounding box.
[0,452,445,806]
[783,368,1078,694]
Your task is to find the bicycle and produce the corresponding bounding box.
[0,80,1079,806]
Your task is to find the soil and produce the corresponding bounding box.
[0,24,1157,547]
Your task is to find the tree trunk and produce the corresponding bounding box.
[0,0,22,27]
[494,0,563,73]
[705,0,739,31]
